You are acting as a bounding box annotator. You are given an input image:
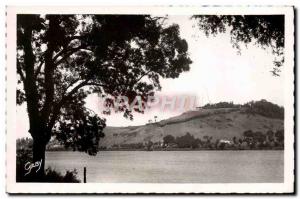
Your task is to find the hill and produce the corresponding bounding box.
[99,105,284,149]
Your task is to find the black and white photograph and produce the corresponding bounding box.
[6,6,294,194]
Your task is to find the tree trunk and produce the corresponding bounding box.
[31,137,46,182]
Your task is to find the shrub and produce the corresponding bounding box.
[16,149,80,183]
[44,167,80,183]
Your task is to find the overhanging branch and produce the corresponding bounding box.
[54,45,93,66]
[48,80,104,128]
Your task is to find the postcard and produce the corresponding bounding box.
[6,6,294,194]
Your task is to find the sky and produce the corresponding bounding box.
[16,15,284,137]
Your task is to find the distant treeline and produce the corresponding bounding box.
[18,128,284,151]
[202,99,284,119]
[162,129,284,150]
[17,137,65,151]
[107,129,284,151]
[16,137,33,151]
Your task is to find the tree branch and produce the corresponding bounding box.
[65,79,81,92]
[85,82,106,87]
[132,70,152,86]
[49,69,150,128]
[48,80,106,129]
[66,35,84,42]
[54,45,92,66]
[52,47,68,62]
[48,80,87,128]
[52,35,85,61]
[34,58,44,78]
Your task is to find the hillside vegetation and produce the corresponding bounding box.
[99,100,284,150]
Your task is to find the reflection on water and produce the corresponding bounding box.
[46,150,283,183]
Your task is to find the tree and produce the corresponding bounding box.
[243,130,254,138]
[17,15,192,180]
[238,138,243,144]
[202,135,213,148]
[193,15,284,75]
[163,135,176,146]
[275,129,284,144]
[232,136,237,145]
[266,130,274,142]
[175,132,199,148]
[252,131,266,148]
[243,130,254,147]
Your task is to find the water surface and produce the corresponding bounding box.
[46,150,283,183]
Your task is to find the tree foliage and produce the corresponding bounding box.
[163,133,201,149]
[17,14,192,158]
[163,134,176,145]
[202,99,284,120]
[243,99,284,119]
[203,101,240,109]
[193,15,284,75]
